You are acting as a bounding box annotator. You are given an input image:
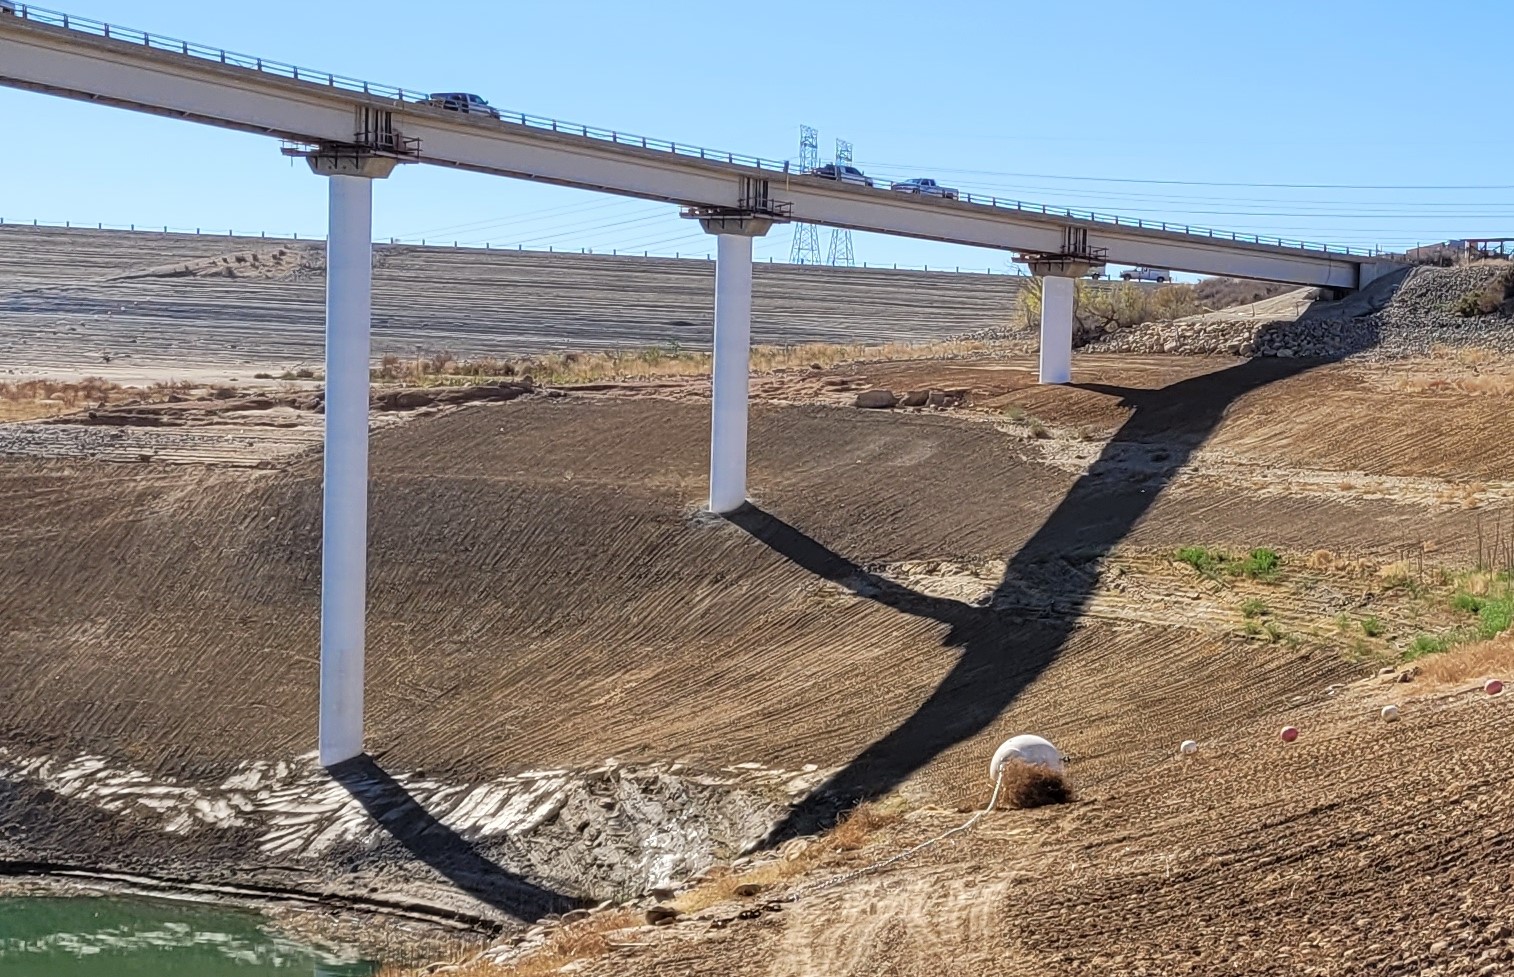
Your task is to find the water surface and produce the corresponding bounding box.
[0,895,380,976]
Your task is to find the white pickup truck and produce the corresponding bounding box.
[891,178,960,200]
[1119,267,1172,283]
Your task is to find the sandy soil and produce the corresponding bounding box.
[0,225,1026,385]
[3,230,1514,971]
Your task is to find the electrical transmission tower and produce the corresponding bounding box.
[788,125,823,265]
[826,138,856,267]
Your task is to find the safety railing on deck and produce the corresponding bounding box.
[4,4,1383,258]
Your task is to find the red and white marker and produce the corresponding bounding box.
[1279,725,1299,743]
[1487,679,1504,696]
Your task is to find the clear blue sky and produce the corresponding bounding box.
[4,0,1511,271]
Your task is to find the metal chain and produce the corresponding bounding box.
[784,770,1007,902]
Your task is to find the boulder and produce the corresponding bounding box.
[646,906,682,926]
[854,389,898,409]
[898,390,929,408]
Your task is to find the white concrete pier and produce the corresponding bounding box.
[306,151,397,767]
[1038,275,1075,385]
[709,232,754,513]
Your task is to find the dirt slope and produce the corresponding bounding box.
[0,225,1027,384]
[5,331,1514,963]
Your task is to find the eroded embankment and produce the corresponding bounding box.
[0,747,827,928]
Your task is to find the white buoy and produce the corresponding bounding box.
[1381,704,1401,723]
[1179,739,1199,755]
[989,734,1064,782]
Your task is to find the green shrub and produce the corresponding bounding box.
[1475,592,1514,639]
[1240,548,1281,579]
[1178,546,1281,581]
[1241,598,1269,619]
[1452,591,1483,613]
[1177,546,1224,575]
[1360,615,1385,637]
[1405,633,1459,661]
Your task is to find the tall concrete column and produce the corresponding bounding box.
[710,232,753,513]
[690,211,772,513]
[304,151,398,767]
[1038,275,1075,385]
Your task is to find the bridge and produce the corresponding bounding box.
[0,5,1408,767]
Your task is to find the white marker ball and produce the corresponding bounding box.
[989,734,1064,781]
[1380,705,1400,723]
[1179,740,1198,755]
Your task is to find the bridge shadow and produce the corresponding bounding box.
[730,347,1369,843]
[329,755,580,923]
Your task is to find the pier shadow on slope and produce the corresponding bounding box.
[730,350,1361,843]
[329,755,579,922]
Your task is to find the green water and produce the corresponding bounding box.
[0,895,381,976]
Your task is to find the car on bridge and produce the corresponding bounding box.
[809,163,874,188]
[422,92,501,120]
[891,178,959,200]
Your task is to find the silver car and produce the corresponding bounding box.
[892,178,959,200]
[423,92,502,120]
[809,163,874,188]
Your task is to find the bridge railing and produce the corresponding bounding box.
[7,4,1382,259]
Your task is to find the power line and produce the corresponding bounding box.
[397,196,646,238]
[500,208,673,247]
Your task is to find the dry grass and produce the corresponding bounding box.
[1390,347,1514,398]
[1303,549,1374,575]
[1451,262,1514,317]
[670,797,907,915]
[374,339,996,388]
[0,377,126,420]
[390,800,911,976]
[1191,277,1296,310]
[1015,279,1202,331]
[995,761,1072,809]
[1413,634,1514,685]
[380,911,643,977]
[0,378,198,420]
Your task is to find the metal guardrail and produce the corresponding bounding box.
[5,4,1385,259]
